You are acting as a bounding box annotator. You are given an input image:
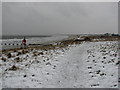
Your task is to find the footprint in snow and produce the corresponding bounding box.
[111,84,117,87]
[46,62,51,66]
[32,74,35,77]
[89,71,92,74]
[91,84,99,87]
[103,57,106,59]
[47,72,49,75]
[88,67,92,69]
[23,75,27,77]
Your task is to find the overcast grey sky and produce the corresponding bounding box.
[2,2,118,35]
[0,2,1,36]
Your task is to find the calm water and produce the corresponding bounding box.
[0,35,69,50]
[1,35,51,39]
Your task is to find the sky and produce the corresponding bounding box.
[1,0,119,2]
[2,2,118,35]
[0,2,1,36]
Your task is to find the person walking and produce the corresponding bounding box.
[22,37,26,48]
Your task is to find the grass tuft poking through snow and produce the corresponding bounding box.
[0,41,119,88]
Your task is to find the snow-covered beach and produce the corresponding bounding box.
[0,35,119,88]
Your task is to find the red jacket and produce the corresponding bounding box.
[22,40,26,45]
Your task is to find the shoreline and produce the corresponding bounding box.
[1,35,119,54]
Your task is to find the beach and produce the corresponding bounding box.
[0,35,119,88]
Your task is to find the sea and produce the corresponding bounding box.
[0,35,69,50]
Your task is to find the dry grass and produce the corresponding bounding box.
[8,65,19,71]
[1,35,119,54]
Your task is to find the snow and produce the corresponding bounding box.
[0,41,119,88]
[0,68,2,90]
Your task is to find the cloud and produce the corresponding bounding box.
[2,2,118,35]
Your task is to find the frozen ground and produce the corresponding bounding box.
[0,41,119,88]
